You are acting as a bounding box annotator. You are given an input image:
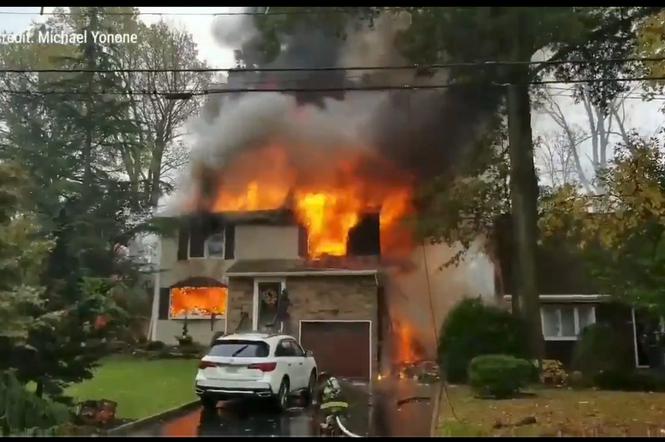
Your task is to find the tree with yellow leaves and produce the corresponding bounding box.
[540,134,665,315]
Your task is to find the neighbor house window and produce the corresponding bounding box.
[541,305,596,340]
[169,286,228,319]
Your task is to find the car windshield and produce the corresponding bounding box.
[208,340,269,358]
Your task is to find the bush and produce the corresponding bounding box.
[210,331,226,347]
[593,370,665,392]
[539,359,568,387]
[0,371,70,436]
[438,298,531,383]
[568,370,590,389]
[145,340,165,351]
[468,354,534,399]
[572,323,633,378]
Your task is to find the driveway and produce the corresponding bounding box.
[129,378,436,436]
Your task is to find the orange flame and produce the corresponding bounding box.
[170,287,228,317]
[208,144,414,258]
[396,322,417,364]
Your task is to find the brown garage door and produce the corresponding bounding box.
[300,321,370,381]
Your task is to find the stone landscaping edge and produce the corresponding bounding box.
[104,399,201,436]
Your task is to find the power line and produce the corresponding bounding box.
[0,7,390,17]
[2,75,665,97]
[3,56,665,74]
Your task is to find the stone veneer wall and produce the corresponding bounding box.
[226,274,379,376]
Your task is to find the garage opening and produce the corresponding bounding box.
[300,321,371,381]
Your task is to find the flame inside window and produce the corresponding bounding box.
[170,286,228,318]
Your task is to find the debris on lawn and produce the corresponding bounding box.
[76,399,118,427]
[491,416,537,429]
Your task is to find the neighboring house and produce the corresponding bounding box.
[148,208,385,381]
[495,215,663,369]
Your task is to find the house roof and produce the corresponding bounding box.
[154,209,297,225]
[494,214,600,295]
[226,257,380,277]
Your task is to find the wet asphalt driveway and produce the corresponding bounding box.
[130,379,436,437]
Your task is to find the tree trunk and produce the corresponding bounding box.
[507,77,544,360]
[148,139,165,208]
[35,379,43,398]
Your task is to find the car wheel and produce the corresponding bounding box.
[303,371,317,406]
[274,377,289,412]
[200,395,217,411]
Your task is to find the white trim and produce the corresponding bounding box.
[504,294,610,302]
[631,308,648,368]
[148,240,162,341]
[224,287,229,335]
[253,278,286,331]
[228,269,378,277]
[298,319,373,381]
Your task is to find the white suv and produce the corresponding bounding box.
[195,333,318,411]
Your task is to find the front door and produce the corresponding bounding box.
[254,280,284,332]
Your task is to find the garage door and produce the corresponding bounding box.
[300,321,371,381]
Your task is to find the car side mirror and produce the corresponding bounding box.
[305,350,314,357]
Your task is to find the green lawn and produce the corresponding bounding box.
[65,356,199,420]
[438,385,665,437]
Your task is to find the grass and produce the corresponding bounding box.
[438,385,665,437]
[65,355,199,420]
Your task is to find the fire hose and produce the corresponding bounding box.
[334,415,361,438]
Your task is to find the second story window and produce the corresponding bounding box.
[178,218,235,261]
[206,233,225,258]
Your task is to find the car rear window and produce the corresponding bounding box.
[208,340,270,358]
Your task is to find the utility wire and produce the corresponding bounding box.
[0,7,396,17]
[2,56,665,74]
[3,75,665,96]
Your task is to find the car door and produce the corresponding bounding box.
[275,339,299,390]
[291,340,314,386]
[286,339,308,389]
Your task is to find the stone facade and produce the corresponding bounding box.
[226,274,379,376]
[226,277,255,333]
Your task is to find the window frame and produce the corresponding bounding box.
[289,339,305,357]
[275,339,294,357]
[187,231,225,260]
[540,304,596,341]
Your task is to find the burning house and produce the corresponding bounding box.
[147,12,500,381]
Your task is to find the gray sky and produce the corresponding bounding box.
[0,6,662,179]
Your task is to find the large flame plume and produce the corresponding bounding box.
[202,143,415,259]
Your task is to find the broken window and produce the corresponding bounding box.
[169,286,228,319]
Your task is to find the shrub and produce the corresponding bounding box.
[568,370,590,389]
[176,335,193,347]
[145,340,165,351]
[572,323,633,378]
[0,371,70,436]
[210,331,226,346]
[539,359,568,387]
[438,298,531,383]
[468,354,534,398]
[593,370,665,392]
